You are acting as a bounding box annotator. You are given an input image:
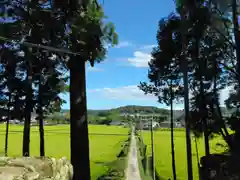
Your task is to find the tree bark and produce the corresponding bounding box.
[170,80,177,180]
[180,9,193,180]
[200,78,210,156]
[22,50,32,157]
[198,40,210,156]
[5,94,11,156]
[69,56,91,180]
[38,77,45,157]
[39,113,45,157]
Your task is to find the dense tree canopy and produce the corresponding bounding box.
[139,0,237,152]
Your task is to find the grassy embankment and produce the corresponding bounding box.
[135,129,152,180]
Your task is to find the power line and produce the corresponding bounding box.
[0,35,84,56]
[150,116,155,180]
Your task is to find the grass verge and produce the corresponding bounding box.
[135,130,152,180]
[97,131,131,180]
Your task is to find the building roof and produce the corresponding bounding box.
[128,114,167,117]
[160,120,181,124]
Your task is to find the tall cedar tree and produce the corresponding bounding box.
[0,1,26,156]
[140,0,235,177]
[0,0,68,156]
[139,14,183,180]
[53,0,118,179]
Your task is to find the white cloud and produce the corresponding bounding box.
[115,41,134,48]
[114,44,155,68]
[87,67,104,72]
[88,85,156,101]
[139,44,156,51]
[115,42,156,50]
[88,85,232,107]
[104,41,134,50]
[127,51,151,68]
[109,43,156,68]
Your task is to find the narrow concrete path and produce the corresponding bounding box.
[126,128,141,180]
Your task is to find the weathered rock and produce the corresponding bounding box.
[25,172,40,180]
[0,157,73,180]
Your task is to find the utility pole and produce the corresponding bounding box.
[5,93,11,156]
[170,79,177,180]
[150,116,155,180]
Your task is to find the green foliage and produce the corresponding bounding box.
[0,0,119,122]
[97,111,109,117]
[69,1,118,66]
[139,0,234,142]
[139,14,184,106]
[106,113,124,121]
[61,105,188,125]
[0,0,70,123]
[97,105,169,115]
[62,105,178,125]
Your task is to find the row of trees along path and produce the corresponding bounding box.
[139,0,240,179]
[0,0,118,180]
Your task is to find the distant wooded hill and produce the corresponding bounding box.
[61,105,231,119]
[62,105,184,117]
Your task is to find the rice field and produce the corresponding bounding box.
[142,130,227,180]
[0,124,129,179]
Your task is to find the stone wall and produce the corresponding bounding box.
[0,157,73,180]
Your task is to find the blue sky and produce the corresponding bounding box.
[61,0,230,110]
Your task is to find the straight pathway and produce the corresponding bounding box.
[126,128,141,180]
